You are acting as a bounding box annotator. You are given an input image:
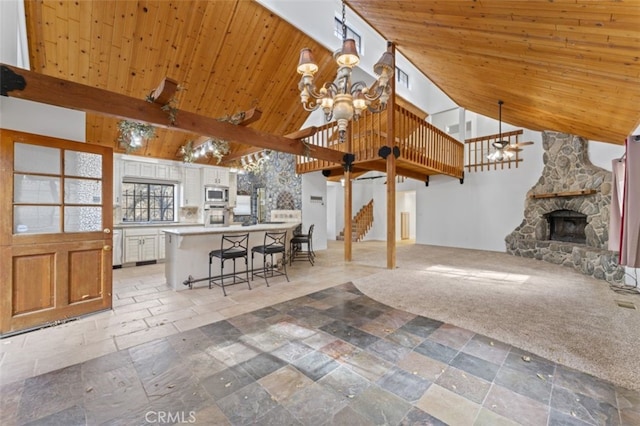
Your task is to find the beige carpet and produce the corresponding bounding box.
[351,243,640,391]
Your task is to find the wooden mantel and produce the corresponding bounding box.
[529,189,597,199]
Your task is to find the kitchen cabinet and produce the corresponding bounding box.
[123,228,158,263]
[157,231,166,260]
[123,160,155,178]
[183,167,202,206]
[156,164,182,181]
[202,166,229,187]
[113,160,122,205]
[228,171,237,207]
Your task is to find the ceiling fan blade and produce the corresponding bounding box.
[513,141,534,147]
[504,146,523,152]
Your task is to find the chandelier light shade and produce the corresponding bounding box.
[296,1,394,141]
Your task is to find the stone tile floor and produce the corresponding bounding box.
[2,281,639,425]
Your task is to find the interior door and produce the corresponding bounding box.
[0,129,113,335]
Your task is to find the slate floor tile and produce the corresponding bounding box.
[254,404,303,426]
[318,365,371,401]
[201,365,254,400]
[237,352,287,380]
[483,383,549,426]
[350,384,413,426]
[291,350,340,381]
[503,348,556,378]
[270,340,314,363]
[399,407,448,426]
[494,364,553,405]
[329,406,372,426]
[450,351,500,383]
[23,404,86,426]
[414,339,459,364]
[400,316,444,339]
[550,385,620,426]
[366,337,412,363]
[320,320,379,349]
[377,366,432,402]
[417,384,481,426]
[217,382,279,425]
[554,365,618,408]
[258,365,314,402]
[435,365,491,404]
[283,382,348,425]
[461,333,511,365]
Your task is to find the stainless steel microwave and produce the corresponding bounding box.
[204,186,228,203]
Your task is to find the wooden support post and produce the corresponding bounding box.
[344,127,353,262]
[386,42,397,270]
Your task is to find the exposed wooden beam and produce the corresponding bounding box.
[1,64,345,164]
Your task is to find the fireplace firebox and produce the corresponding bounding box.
[545,210,587,244]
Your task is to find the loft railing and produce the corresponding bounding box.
[465,129,524,172]
[295,104,464,180]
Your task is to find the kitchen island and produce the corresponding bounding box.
[163,222,300,291]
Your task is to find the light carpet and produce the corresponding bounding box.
[351,243,640,391]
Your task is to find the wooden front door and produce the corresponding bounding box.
[0,129,113,335]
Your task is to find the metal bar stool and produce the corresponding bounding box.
[290,224,315,266]
[251,230,289,286]
[208,233,250,296]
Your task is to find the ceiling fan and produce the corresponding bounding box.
[487,100,533,161]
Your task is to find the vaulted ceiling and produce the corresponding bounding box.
[350,0,640,145]
[22,0,639,164]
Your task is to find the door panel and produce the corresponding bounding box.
[1,129,113,335]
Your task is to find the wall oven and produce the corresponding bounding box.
[205,186,229,203]
[204,203,228,227]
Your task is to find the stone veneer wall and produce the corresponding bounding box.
[236,152,301,222]
[505,132,624,283]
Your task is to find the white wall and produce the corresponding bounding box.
[301,171,328,250]
[0,0,86,141]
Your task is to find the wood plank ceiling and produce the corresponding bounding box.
[22,0,639,166]
[23,0,336,164]
[348,0,640,145]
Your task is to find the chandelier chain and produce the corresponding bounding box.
[341,0,347,41]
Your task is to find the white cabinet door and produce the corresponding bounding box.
[217,168,229,187]
[228,172,237,207]
[183,167,202,206]
[124,235,142,263]
[202,166,229,186]
[157,232,166,260]
[155,164,182,181]
[113,160,122,205]
[123,229,158,263]
[124,160,156,178]
[140,235,157,261]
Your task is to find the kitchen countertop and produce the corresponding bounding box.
[162,222,298,236]
[114,222,203,228]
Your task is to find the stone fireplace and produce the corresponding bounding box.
[505,132,624,283]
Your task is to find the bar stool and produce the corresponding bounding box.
[208,233,250,296]
[251,230,289,286]
[290,224,315,266]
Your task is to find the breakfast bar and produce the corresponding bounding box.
[163,222,300,291]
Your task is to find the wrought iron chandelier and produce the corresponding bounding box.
[296,0,395,141]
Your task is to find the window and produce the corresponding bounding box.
[396,67,409,88]
[334,18,362,53]
[121,182,175,222]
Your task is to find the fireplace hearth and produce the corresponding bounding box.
[506,132,624,283]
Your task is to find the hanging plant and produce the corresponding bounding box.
[117,120,156,153]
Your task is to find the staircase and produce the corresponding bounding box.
[337,200,374,242]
